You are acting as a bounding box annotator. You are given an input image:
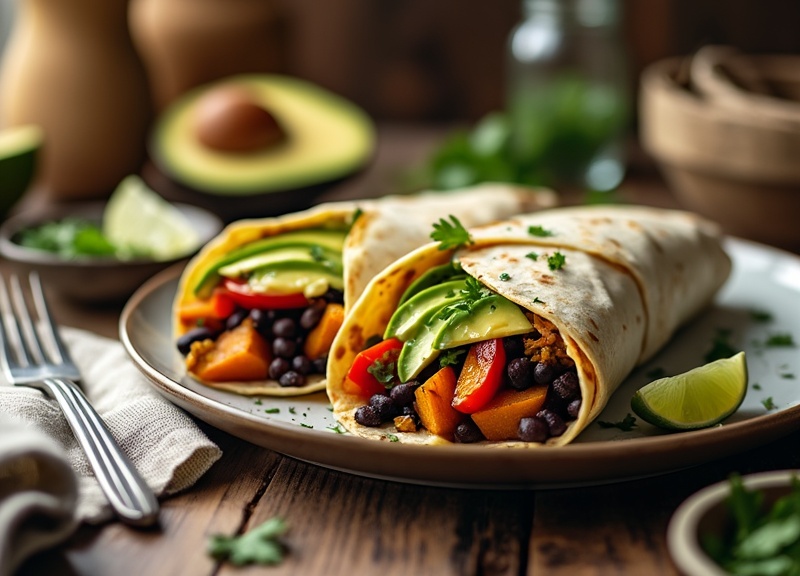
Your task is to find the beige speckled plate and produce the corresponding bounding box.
[120,238,800,488]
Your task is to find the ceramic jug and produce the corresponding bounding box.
[0,0,151,201]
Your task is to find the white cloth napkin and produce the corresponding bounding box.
[0,327,223,576]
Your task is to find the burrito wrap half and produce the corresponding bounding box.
[327,205,732,447]
[173,184,556,396]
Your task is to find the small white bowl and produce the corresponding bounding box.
[668,469,800,576]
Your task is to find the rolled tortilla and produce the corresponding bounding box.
[327,205,732,446]
[173,183,557,396]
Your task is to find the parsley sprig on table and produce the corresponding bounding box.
[431,215,473,250]
[208,517,288,566]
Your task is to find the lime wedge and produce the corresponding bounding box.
[0,124,43,215]
[103,175,200,261]
[631,352,747,431]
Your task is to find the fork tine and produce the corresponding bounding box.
[0,276,22,370]
[8,273,47,366]
[29,272,71,367]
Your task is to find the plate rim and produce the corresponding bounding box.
[119,237,800,487]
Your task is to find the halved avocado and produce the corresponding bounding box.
[0,125,43,216]
[150,74,375,196]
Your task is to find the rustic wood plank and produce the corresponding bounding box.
[19,427,282,576]
[220,458,534,576]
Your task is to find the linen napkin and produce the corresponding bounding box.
[0,327,223,575]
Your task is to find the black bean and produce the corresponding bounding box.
[454,420,484,443]
[507,357,534,390]
[291,355,312,375]
[325,288,344,305]
[552,371,580,402]
[536,409,567,437]
[389,383,417,407]
[503,336,525,359]
[369,394,396,421]
[518,416,550,442]
[225,308,249,331]
[312,356,328,374]
[279,370,305,387]
[249,309,274,337]
[567,399,582,419]
[272,317,296,339]
[300,302,326,330]
[176,327,216,355]
[354,405,382,427]
[268,357,290,380]
[272,337,296,359]
[534,362,557,385]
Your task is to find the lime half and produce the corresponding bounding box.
[631,352,747,431]
[103,175,200,261]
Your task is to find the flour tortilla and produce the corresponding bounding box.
[173,183,557,396]
[327,205,732,447]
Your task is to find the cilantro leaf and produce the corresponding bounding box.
[547,252,566,270]
[208,517,288,566]
[765,333,795,348]
[597,413,637,431]
[499,272,511,281]
[431,215,473,250]
[439,349,466,368]
[525,252,539,261]
[367,352,397,387]
[462,276,490,301]
[762,397,777,410]
[528,225,553,237]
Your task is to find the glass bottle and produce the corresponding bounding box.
[506,0,630,192]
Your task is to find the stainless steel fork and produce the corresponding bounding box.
[0,272,159,527]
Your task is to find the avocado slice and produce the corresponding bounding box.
[248,261,345,297]
[397,261,466,305]
[150,74,375,195]
[396,313,453,383]
[434,295,532,350]
[218,245,343,279]
[385,279,467,341]
[0,125,43,217]
[193,227,346,296]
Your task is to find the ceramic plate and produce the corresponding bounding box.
[120,238,800,487]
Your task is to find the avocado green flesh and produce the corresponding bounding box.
[396,314,451,383]
[152,74,375,195]
[384,279,467,341]
[218,245,342,278]
[434,296,532,350]
[0,125,43,212]
[398,262,465,305]
[193,228,346,296]
[248,264,344,297]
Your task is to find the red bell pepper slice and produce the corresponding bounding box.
[221,278,310,309]
[345,337,404,399]
[452,338,506,414]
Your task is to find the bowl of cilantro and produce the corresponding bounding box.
[668,470,800,576]
[0,176,223,303]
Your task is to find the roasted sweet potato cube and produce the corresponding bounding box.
[414,366,463,440]
[470,386,549,441]
[188,317,272,382]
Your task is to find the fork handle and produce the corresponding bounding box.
[42,377,160,527]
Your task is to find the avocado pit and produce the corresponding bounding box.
[194,86,286,153]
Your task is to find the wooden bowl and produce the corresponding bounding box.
[639,56,800,251]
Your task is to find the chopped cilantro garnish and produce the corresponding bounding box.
[385,434,399,443]
[782,373,796,380]
[547,252,566,270]
[704,328,738,362]
[597,413,637,431]
[439,349,466,368]
[288,407,297,415]
[499,272,511,281]
[765,333,795,347]
[525,252,539,261]
[431,215,473,250]
[254,399,263,405]
[264,408,280,414]
[750,309,774,323]
[299,423,313,429]
[327,422,347,434]
[532,297,545,304]
[208,516,288,566]
[528,225,553,237]
[367,352,397,387]
[762,397,776,410]
[752,383,762,390]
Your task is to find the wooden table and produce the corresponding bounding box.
[14,125,800,575]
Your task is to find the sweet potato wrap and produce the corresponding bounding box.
[326,205,732,447]
[172,184,556,396]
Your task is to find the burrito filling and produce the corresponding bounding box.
[345,264,581,443]
[175,226,348,386]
